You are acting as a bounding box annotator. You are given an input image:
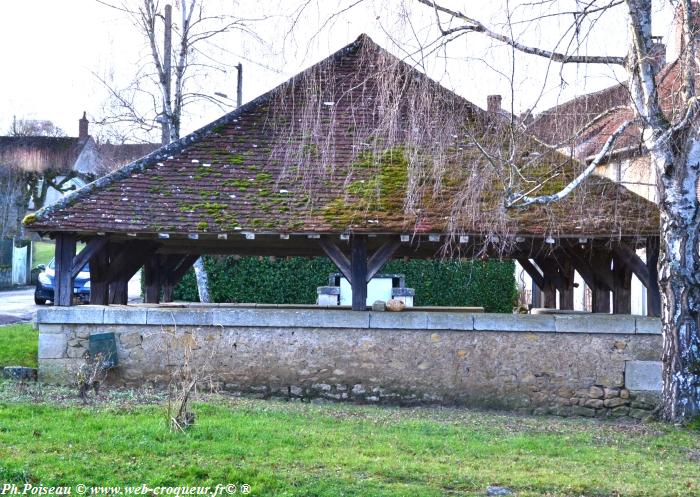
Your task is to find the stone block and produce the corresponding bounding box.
[584,398,604,408]
[625,361,662,391]
[3,366,37,381]
[426,312,474,331]
[119,333,142,349]
[554,314,635,334]
[369,311,427,329]
[588,386,604,398]
[603,387,621,399]
[635,317,662,335]
[603,397,629,408]
[474,314,554,332]
[103,308,148,325]
[37,306,104,325]
[146,308,213,326]
[571,406,596,417]
[38,333,67,359]
[38,359,81,384]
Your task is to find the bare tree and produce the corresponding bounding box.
[96,0,263,302]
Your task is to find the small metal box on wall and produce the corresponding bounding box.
[88,332,119,368]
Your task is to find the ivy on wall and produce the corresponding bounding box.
[174,256,518,312]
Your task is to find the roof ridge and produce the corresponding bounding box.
[30,34,377,223]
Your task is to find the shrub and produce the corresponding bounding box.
[174,256,517,312]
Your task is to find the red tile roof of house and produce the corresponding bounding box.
[26,35,658,238]
[527,59,688,162]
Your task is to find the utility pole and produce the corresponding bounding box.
[161,3,172,146]
[235,63,243,108]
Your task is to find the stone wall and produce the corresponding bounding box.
[36,306,663,418]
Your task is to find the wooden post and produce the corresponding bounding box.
[144,255,162,304]
[351,235,368,311]
[162,254,198,302]
[612,256,632,314]
[590,252,611,313]
[54,233,76,306]
[89,244,110,305]
[646,237,661,317]
[558,259,575,310]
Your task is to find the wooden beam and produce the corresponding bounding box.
[516,258,544,289]
[89,244,110,305]
[144,254,162,304]
[71,237,108,279]
[646,237,661,317]
[107,242,159,305]
[319,238,352,284]
[366,239,401,282]
[162,254,198,302]
[558,258,575,311]
[534,257,568,292]
[612,244,650,288]
[612,255,632,314]
[564,245,613,291]
[350,235,368,311]
[54,233,76,307]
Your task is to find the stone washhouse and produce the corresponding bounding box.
[26,35,664,417]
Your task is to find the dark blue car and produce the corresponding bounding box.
[34,258,90,305]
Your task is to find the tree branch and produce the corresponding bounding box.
[417,0,626,65]
[507,118,637,207]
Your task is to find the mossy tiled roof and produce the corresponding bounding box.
[27,35,658,238]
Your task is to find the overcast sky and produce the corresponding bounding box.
[0,0,676,142]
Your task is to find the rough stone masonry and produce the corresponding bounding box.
[36,305,663,418]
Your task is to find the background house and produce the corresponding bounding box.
[0,113,157,287]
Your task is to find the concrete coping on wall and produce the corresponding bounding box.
[35,306,661,334]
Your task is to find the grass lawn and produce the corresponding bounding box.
[0,324,38,367]
[32,241,54,268]
[0,324,698,496]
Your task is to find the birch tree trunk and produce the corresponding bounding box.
[192,257,211,303]
[656,141,700,421]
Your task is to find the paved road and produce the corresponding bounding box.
[0,287,41,324]
[0,273,143,325]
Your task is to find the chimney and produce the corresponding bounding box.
[78,111,89,139]
[487,94,502,114]
[649,37,666,73]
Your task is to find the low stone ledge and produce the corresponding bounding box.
[146,308,213,326]
[369,311,427,329]
[475,314,554,332]
[103,307,149,325]
[635,317,662,335]
[212,308,369,328]
[554,314,636,334]
[36,306,656,336]
[37,306,105,325]
[426,312,474,331]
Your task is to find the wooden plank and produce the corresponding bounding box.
[350,235,367,311]
[646,237,661,317]
[319,238,352,284]
[162,254,198,302]
[366,239,401,282]
[107,242,159,305]
[144,255,162,304]
[612,255,632,314]
[54,233,76,307]
[89,244,110,305]
[558,258,575,310]
[516,258,544,289]
[71,237,108,279]
[612,244,650,287]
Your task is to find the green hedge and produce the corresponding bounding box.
[174,257,517,312]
